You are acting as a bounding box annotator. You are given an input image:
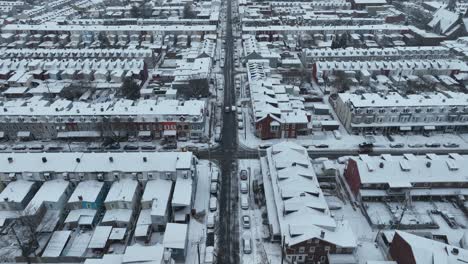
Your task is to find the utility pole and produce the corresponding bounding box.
[197,240,200,264]
[281,235,285,264]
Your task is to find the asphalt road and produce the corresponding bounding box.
[217,0,240,261]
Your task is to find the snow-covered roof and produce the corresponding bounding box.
[42,231,72,257]
[0,180,35,203]
[263,142,357,247]
[349,154,468,187]
[0,152,193,173]
[105,179,137,203]
[394,231,468,264]
[428,8,461,35]
[88,226,112,249]
[143,179,172,218]
[2,24,217,33]
[172,178,193,207]
[64,209,96,225]
[25,179,69,214]
[340,91,468,108]
[163,223,188,249]
[123,244,167,263]
[68,180,104,204]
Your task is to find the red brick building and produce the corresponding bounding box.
[389,231,468,264]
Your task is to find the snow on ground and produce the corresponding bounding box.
[184,160,219,264]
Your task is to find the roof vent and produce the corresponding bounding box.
[76,158,80,163]
[143,157,147,162]
[109,157,114,162]
[379,162,384,168]
[452,248,459,255]
[42,157,47,163]
[78,195,83,201]
[7,157,13,163]
[426,161,431,168]
[3,197,8,202]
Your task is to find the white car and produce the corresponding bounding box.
[238,121,244,129]
[242,238,252,254]
[209,197,218,212]
[210,182,218,194]
[207,213,216,229]
[240,181,248,194]
[241,195,249,210]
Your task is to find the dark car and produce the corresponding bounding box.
[240,170,248,180]
[141,145,156,150]
[314,144,329,149]
[123,145,139,151]
[425,142,441,148]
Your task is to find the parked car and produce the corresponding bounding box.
[0,145,7,150]
[209,197,218,212]
[211,171,219,183]
[408,143,424,148]
[12,144,26,150]
[238,121,244,129]
[242,237,252,254]
[241,195,249,210]
[240,170,248,180]
[46,145,63,151]
[443,142,459,148]
[224,106,231,113]
[207,213,216,229]
[141,145,156,150]
[258,143,272,149]
[314,144,329,149]
[242,215,250,229]
[240,181,248,194]
[425,142,441,148]
[389,143,404,148]
[123,144,139,151]
[210,182,218,194]
[28,144,44,150]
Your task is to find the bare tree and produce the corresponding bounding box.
[10,208,43,263]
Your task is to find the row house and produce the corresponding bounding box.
[102,179,140,229]
[261,142,357,263]
[1,24,217,41]
[64,180,108,229]
[0,151,196,183]
[0,98,206,140]
[301,46,451,68]
[333,91,468,134]
[247,60,311,139]
[1,48,156,68]
[344,153,468,202]
[313,59,467,81]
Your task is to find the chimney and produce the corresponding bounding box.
[320,230,325,239]
[78,195,83,201]
[7,157,13,163]
[143,157,147,162]
[42,157,47,163]
[109,157,114,162]
[76,158,81,163]
[379,162,384,168]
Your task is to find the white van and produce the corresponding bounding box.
[241,195,249,210]
[204,246,217,263]
[209,197,218,212]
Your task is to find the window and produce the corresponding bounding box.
[299,247,305,253]
[325,246,330,252]
[298,256,303,261]
[309,247,315,253]
[320,256,326,262]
